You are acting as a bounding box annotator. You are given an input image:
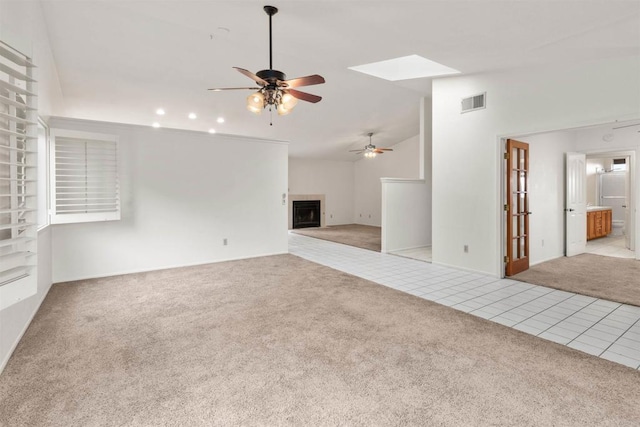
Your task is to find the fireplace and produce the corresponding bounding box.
[292,200,321,229]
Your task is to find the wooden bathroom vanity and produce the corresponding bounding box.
[586,206,612,240]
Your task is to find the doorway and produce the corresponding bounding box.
[583,151,635,259]
[501,119,639,279]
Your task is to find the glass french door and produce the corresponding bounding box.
[505,139,530,276]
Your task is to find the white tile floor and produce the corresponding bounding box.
[289,232,640,370]
[586,234,635,259]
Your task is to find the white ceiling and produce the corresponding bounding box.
[39,0,640,161]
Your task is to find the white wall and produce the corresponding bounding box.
[381,97,433,252]
[575,120,640,151]
[518,131,575,265]
[49,118,288,283]
[381,179,430,252]
[288,159,354,225]
[354,134,421,226]
[432,56,640,276]
[288,131,423,230]
[0,1,64,373]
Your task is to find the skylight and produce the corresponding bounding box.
[348,54,460,81]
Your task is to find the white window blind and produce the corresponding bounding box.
[50,129,120,224]
[0,41,37,301]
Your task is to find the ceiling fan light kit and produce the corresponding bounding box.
[246,92,265,114]
[209,5,325,119]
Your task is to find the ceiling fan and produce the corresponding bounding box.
[350,133,393,158]
[208,5,325,117]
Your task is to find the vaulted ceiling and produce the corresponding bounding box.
[39,0,640,160]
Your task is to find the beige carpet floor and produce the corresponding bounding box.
[514,254,640,307]
[290,224,381,251]
[1,254,640,426]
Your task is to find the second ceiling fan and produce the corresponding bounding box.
[209,5,325,116]
[350,133,393,158]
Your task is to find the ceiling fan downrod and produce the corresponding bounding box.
[264,6,278,70]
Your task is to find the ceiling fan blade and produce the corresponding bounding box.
[233,67,268,86]
[281,74,325,88]
[377,148,394,151]
[288,89,322,103]
[373,149,387,154]
[208,87,259,91]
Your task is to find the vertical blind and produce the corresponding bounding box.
[0,41,37,288]
[50,130,120,224]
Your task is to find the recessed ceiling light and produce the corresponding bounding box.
[152,122,160,128]
[348,54,460,81]
[156,108,165,115]
[188,113,197,119]
[208,129,216,134]
[217,117,225,124]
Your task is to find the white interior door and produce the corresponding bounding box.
[566,152,587,256]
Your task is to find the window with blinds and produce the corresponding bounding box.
[50,129,120,224]
[0,41,37,297]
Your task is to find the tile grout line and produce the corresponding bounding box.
[565,302,623,353]
[420,277,508,298]
[579,311,640,361]
[516,298,619,348]
[488,291,580,329]
[462,284,563,317]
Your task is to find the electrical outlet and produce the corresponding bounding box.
[464,245,469,253]
[223,238,228,246]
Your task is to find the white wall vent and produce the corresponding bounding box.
[461,92,486,113]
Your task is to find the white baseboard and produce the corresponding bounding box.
[529,254,564,267]
[431,260,499,278]
[385,244,432,254]
[53,251,290,284]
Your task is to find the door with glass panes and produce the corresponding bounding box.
[505,139,530,276]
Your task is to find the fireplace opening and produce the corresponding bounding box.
[292,200,321,229]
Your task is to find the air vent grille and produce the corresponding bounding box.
[461,92,486,113]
